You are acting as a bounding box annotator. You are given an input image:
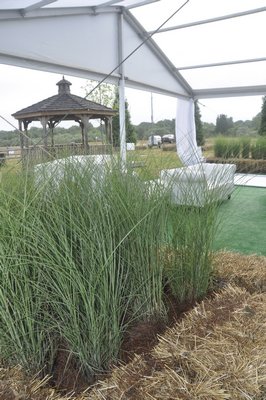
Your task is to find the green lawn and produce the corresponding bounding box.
[127,148,182,180]
[214,186,266,256]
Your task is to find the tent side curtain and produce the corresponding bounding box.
[175,98,203,166]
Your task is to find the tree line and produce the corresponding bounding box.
[1,92,265,148]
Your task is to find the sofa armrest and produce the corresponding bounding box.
[160,166,205,184]
[203,163,236,185]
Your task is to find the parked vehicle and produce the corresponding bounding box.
[148,135,162,148]
[162,134,175,144]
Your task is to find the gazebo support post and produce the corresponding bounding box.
[40,116,49,161]
[23,120,30,149]
[19,120,24,150]
[104,118,108,143]
[40,117,49,148]
[51,127,54,147]
[80,116,89,154]
[48,120,57,156]
[109,117,113,147]
[104,117,113,146]
[19,119,31,168]
[77,120,85,147]
[18,120,26,167]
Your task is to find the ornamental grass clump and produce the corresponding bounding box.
[0,157,169,378]
[162,164,224,303]
[0,173,56,373]
[39,160,168,377]
[0,155,220,381]
[164,202,218,304]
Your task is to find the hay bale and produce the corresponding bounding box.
[213,251,266,293]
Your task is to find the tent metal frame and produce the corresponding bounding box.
[0,0,265,160]
[0,2,264,98]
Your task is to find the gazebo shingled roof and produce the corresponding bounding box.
[12,76,116,119]
[12,77,116,154]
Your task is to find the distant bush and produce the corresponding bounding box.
[214,137,264,160]
[230,140,241,158]
[205,135,266,172]
[251,137,266,160]
[214,137,231,158]
[241,137,251,159]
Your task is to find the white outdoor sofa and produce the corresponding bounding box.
[34,154,113,188]
[159,163,236,207]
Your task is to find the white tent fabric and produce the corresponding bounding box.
[175,98,202,166]
[0,0,265,162]
[0,7,191,98]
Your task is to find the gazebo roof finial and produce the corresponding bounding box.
[56,76,72,94]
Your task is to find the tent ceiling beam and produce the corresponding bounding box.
[177,57,266,71]
[0,53,190,99]
[194,85,266,99]
[21,0,57,15]
[0,5,119,20]
[149,6,266,34]
[127,0,160,9]
[125,78,191,98]
[0,52,121,84]
[96,0,123,8]
[123,9,194,97]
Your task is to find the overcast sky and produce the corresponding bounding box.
[0,0,265,131]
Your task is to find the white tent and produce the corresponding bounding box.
[0,0,265,162]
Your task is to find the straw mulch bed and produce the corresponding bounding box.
[0,367,66,400]
[89,285,266,400]
[1,251,266,400]
[213,251,266,293]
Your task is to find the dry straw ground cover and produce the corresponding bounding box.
[213,251,266,293]
[90,285,266,400]
[1,251,266,400]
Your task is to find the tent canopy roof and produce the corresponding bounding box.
[0,0,265,99]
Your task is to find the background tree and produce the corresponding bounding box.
[83,80,116,143]
[194,100,204,145]
[258,96,266,136]
[215,114,234,135]
[202,122,215,137]
[83,80,115,107]
[112,89,137,146]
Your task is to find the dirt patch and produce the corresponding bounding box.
[120,287,196,363]
[51,342,92,394]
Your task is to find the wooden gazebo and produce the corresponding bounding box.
[12,77,117,160]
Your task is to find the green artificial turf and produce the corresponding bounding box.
[213,186,266,256]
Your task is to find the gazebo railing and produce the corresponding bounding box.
[22,143,113,165]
